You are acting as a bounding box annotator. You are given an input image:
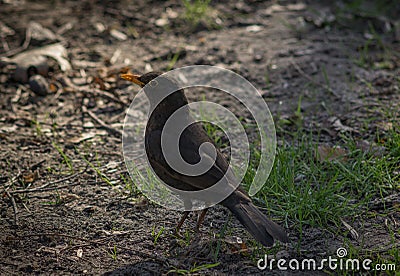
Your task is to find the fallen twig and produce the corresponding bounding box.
[5,191,18,226]
[9,166,87,194]
[3,171,22,192]
[82,105,122,138]
[3,161,44,193]
[3,27,32,58]
[61,77,126,105]
[11,182,82,194]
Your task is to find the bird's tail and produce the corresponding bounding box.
[222,192,289,247]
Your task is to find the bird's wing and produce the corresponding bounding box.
[146,127,239,192]
[179,123,239,187]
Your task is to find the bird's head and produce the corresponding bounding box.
[120,71,163,88]
[121,71,188,109]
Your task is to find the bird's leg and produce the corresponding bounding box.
[195,208,208,232]
[175,211,190,235]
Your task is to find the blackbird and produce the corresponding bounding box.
[121,71,289,246]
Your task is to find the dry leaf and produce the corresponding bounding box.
[60,192,80,202]
[356,140,386,157]
[49,83,58,93]
[340,218,359,240]
[29,21,57,42]
[377,122,393,131]
[10,43,70,71]
[22,170,40,183]
[224,236,249,254]
[329,116,355,133]
[316,145,348,162]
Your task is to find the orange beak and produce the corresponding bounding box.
[120,73,145,87]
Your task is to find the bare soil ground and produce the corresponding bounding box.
[1,0,399,275]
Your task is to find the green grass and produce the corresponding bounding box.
[228,126,398,271]
[41,191,63,205]
[201,121,229,149]
[353,21,395,70]
[52,142,74,172]
[152,225,165,245]
[254,130,399,227]
[32,119,43,137]
[264,70,272,89]
[356,35,385,69]
[166,51,181,70]
[342,0,399,19]
[181,0,212,29]
[211,215,231,261]
[107,245,118,261]
[120,172,138,196]
[241,128,399,266]
[127,162,178,208]
[81,152,113,186]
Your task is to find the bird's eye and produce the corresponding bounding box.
[149,80,158,87]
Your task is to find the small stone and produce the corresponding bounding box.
[110,29,127,41]
[246,25,263,33]
[29,75,49,96]
[155,18,169,27]
[94,22,106,33]
[253,53,263,62]
[166,8,178,19]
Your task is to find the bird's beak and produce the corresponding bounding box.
[120,73,145,87]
